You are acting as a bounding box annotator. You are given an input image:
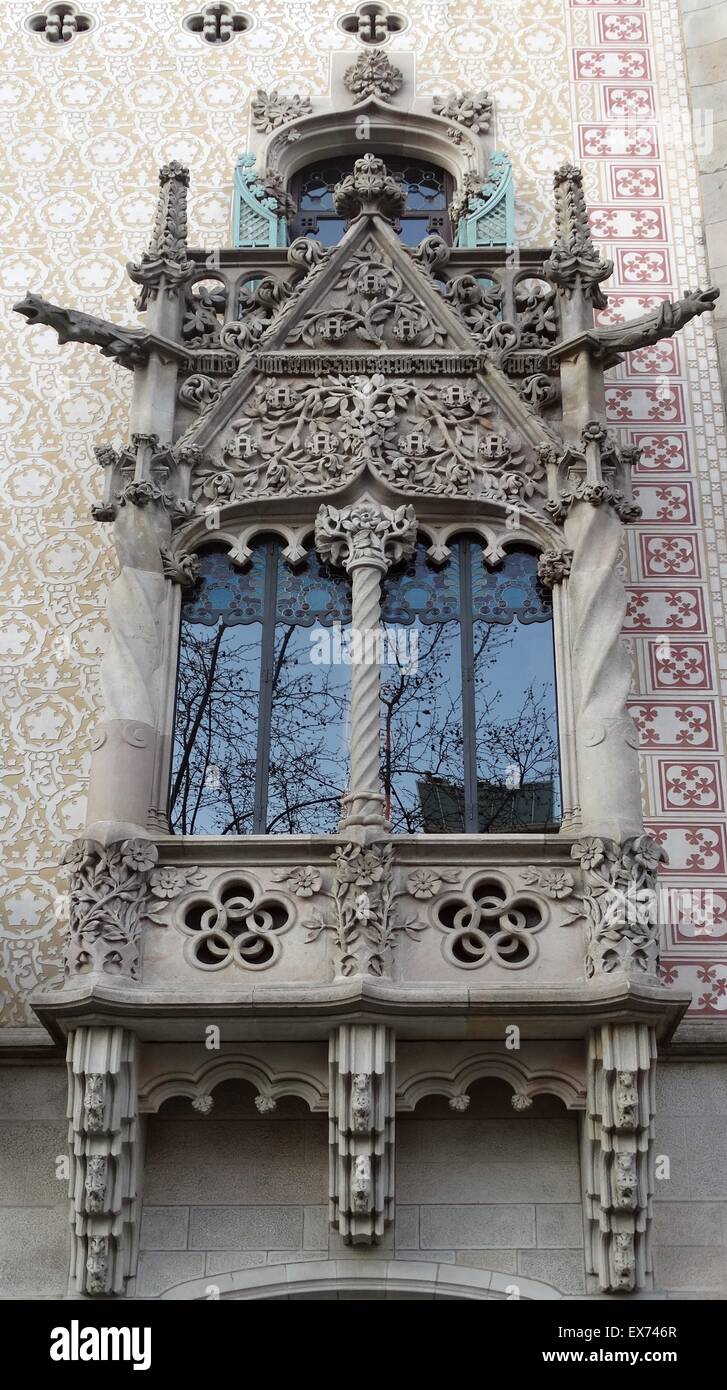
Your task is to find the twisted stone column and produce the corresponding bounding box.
[315,497,416,834]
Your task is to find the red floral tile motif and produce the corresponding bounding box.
[628,700,717,748]
[603,86,655,118]
[596,292,667,326]
[622,339,678,375]
[646,824,726,874]
[597,13,647,42]
[665,889,727,944]
[610,164,662,199]
[589,206,666,240]
[607,384,684,423]
[647,641,712,690]
[659,761,723,812]
[658,962,727,1011]
[639,535,700,578]
[616,248,671,283]
[574,49,650,80]
[632,484,693,524]
[578,123,658,158]
[631,432,690,472]
[625,588,705,632]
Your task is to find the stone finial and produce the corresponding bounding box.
[127,162,192,300]
[315,498,416,572]
[343,50,403,102]
[432,88,492,134]
[543,164,612,308]
[333,153,406,221]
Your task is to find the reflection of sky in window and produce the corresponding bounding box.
[171,545,351,836]
[381,541,561,833]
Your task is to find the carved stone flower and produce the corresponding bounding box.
[406,868,445,899]
[572,836,606,872]
[538,869,575,900]
[120,840,158,874]
[286,866,322,898]
[149,866,186,900]
[621,834,666,876]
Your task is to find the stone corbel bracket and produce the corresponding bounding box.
[584,1023,656,1293]
[330,1023,395,1245]
[67,1026,140,1297]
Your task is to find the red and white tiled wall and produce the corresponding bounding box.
[566,0,727,1012]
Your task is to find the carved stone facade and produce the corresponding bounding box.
[2,0,726,1305]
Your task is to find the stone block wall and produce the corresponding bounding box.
[0,1063,724,1299]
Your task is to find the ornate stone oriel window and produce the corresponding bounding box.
[170,541,352,835]
[290,157,453,246]
[380,542,561,833]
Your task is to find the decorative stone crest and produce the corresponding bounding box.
[251,88,312,132]
[62,839,158,981]
[343,51,403,102]
[333,154,407,221]
[432,89,492,134]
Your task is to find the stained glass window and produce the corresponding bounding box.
[170,541,352,835]
[290,156,453,246]
[380,540,561,833]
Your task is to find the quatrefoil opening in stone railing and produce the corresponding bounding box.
[432,873,549,970]
[176,876,294,971]
[26,2,93,43]
[183,2,251,44]
[338,2,408,46]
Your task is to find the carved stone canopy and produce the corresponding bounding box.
[333,153,407,221]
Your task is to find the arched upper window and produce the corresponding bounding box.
[290,156,454,246]
[170,542,352,836]
[379,541,561,834]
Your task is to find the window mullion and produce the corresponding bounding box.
[253,542,278,833]
[459,542,478,833]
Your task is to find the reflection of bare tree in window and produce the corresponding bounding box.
[171,623,350,836]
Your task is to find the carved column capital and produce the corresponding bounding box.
[315,499,416,574]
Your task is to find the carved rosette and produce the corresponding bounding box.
[570,835,666,980]
[62,838,158,980]
[543,164,612,310]
[68,1027,139,1296]
[333,154,407,222]
[584,1023,656,1292]
[329,1024,395,1245]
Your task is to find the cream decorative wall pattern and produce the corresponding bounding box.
[1,0,724,1029]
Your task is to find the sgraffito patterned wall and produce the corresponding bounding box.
[0,0,724,1028]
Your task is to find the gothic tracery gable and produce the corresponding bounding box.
[172,197,561,511]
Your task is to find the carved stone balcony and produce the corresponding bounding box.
[33,833,688,1047]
